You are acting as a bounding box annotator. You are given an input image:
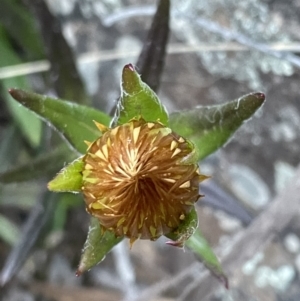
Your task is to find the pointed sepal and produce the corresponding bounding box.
[169,92,265,160]
[186,229,229,289]
[113,64,169,126]
[165,207,228,288]
[48,157,84,192]
[165,207,198,247]
[76,217,123,275]
[8,88,110,154]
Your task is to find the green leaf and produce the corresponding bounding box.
[48,157,84,192]
[8,89,111,154]
[113,64,169,126]
[77,217,123,275]
[0,213,20,246]
[165,207,198,247]
[186,229,228,289]
[165,208,228,288]
[0,144,76,183]
[0,26,42,147]
[136,0,170,92]
[169,92,265,160]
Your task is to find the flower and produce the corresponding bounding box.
[82,118,205,245]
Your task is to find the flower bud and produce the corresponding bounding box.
[82,118,204,245]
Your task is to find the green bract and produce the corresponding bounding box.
[113,64,169,126]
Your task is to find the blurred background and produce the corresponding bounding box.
[1,0,300,300]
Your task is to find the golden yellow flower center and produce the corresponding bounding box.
[82,119,203,244]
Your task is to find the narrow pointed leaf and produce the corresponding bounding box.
[0,144,76,183]
[9,89,111,154]
[165,208,228,288]
[136,0,170,92]
[169,92,265,160]
[186,229,228,289]
[0,26,42,147]
[77,217,123,275]
[48,157,84,192]
[165,207,198,247]
[23,0,90,104]
[113,64,169,126]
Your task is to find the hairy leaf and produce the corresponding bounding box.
[77,217,123,275]
[169,92,265,160]
[48,157,84,192]
[186,229,228,289]
[9,89,111,154]
[113,64,169,126]
[166,208,228,287]
[165,207,198,247]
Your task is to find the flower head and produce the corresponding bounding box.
[82,118,205,245]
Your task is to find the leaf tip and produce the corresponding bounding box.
[8,88,18,98]
[75,269,83,277]
[122,64,141,95]
[47,179,60,192]
[77,258,90,276]
[124,63,135,72]
[253,92,265,101]
[221,275,229,290]
[8,88,25,102]
[47,181,54,191]
[165,240,184,248]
